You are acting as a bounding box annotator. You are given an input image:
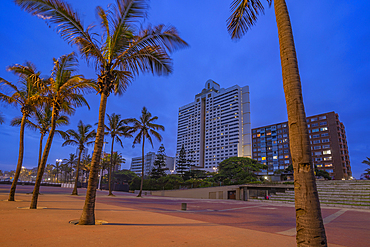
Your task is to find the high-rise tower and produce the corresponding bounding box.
[176,79,251,172]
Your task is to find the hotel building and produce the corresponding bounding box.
[130,152,175,176]
[176,79,251,172]
[251,112,351,180]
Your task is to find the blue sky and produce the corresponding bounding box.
[0,0,369,178]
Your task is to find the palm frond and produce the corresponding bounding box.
[62,139,78,147]
[10,116,39,131]
[15,0,101,57]
[227,0,269,39]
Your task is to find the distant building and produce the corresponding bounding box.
[176,79,251,172]
[130,152,175,176]
[252,112,352,180]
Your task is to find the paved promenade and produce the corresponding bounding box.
[0,185,368,247]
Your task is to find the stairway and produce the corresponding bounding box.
[257,180,370,209]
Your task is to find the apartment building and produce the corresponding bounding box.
[252,112,351,180]
[130,152,175,176]
[176,79,251,172]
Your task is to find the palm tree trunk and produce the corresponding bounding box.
[79,92,108,225]
[137,136,145,197]
[72,148,83,195]
[30,107,58,209]
[108,138,114,196]
[274,0,327,246]
[8,113,27,201]
[37,134,44,169]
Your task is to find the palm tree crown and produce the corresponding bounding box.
[16,0,188,96]
[227,0,272,39]
[62,120,96,152]
[129,107,165,148]
[128,106,164,197]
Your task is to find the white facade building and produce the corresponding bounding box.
[130,152,175,176]
[176,79,251,172]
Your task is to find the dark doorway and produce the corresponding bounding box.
[228,190,236,200]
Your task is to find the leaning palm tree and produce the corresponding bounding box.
[16,0,188,224]
[227,0,326,245]
[62,120,96,195]
[0,62,42,201]
[105,113,133,196]
[11,106,69,169]
[30,53,93,209]
[128,107,164,197]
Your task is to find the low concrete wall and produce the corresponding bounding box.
[151,185,242,200]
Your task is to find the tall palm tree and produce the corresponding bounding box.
[227,0,326,245]
[30,53,93,209]
[128,107,164,197]
[0,62,42,201]
[11,106,69,169]
[51,159,63,183]
[105,113,133,196]
[62,153,78,182]
[16,0,188,224]
[81,154,92,183]
[62,120,96,195]
[108,152,126,187]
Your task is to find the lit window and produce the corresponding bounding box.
[284,155,289,159]
[262,157,266,161]
[320,127,328,131]
[325,164,333,167]
[323,150,331,155]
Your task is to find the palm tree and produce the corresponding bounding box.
[63,153,78,182]
[11,106,69,169]
[62,120,96,195]
[105,113,133,196]
[108,152,126,188]
[81,154,92,183]
[227,0,326,245]
[16,0,188,224]
[52,159,63,183]
[128,107,164,197]
[0,62,42,201]
[30,53,93,209]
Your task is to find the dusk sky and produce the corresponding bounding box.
[0,1,369,178]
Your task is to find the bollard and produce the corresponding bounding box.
[181,203,187,211]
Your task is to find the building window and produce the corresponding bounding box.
[312,128,319,133]
[323,150,331,155]
[320,127,328,131]
[319,116,327,120]
[322,139,330,143]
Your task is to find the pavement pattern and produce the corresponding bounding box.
[0,185,368,247]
